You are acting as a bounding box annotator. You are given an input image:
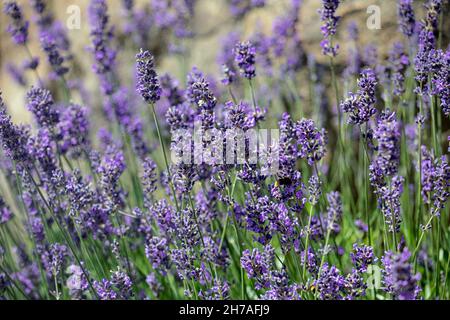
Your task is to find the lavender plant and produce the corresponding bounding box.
[0,0,449,301]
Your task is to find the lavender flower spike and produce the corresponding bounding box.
[234,41,256,79]
[3,1,29,45]
[319,0,340,57]
[397,0,416,38]
[136,49,161,104]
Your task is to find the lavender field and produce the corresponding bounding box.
[0,0,449,301]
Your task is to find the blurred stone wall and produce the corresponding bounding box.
[0,0,448,121]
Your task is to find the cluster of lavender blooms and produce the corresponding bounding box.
[0,0,449,301]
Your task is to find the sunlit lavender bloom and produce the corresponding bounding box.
[26,87,59,129]
[186,67,217,111]
[424,0,443,32]
[3,1,29,45]
[244,195,275,244]
[294,119,328,166]
[0,93,31,165]
[88,0,117,95]
[314,263,346,300]
[111,269,133,299]
[372,110,401,177]
[98,147,126,208]
[343,22,361,79]
[94,279,117,300]
[30,217,45,243]
[432,49,449,116]
[41,243,68,276]
[170,247,197,281]
[40,31,69,77]
[145,236,170,273]
[318,0,340,57]
[341,68,377,125]
[262,269,301,300]
[378,175,404,233]
[234,41,256,79]
[28,128,58,178]
[218,32,240,84]
[414,25,436,92]
[300,247,318,275]
[241,245,274,290]
[136,49,161,104]
[142,157,157,206]
[345,269,367,299]
[58,103,90,157]
[199,279,230,300]
[421,147,450,216]
[160,73,185,106]
[388,42,410,96]
[397,0,416,38]
[382,248,421,300]
[225,101,255,130]
[65,169,93,218]
[325,191,342,232]
[308,175,322,205]
[350,244,375,272]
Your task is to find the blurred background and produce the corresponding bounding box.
[0,0,448,122]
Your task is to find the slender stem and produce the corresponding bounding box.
[150,103,180,212]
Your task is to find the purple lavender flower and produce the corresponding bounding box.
[160,73,185,106]
[225,101,255,130]
[397,0,416,38]
[388,42,410,96]
[240,245,274,290]
[261,269,301,300]
[421,147,450,216]
[375,174,404,233]
[88,0,117,95]
[40,31,69,77]
[318,0,340,57]
[199,279,230,300]
[26,87,59,129]
[98,147,126,209]
[325,191,342,233]
[372,110,401,177]
[28,128,58,178]
[414,24,436,92]
[58,103,90,157]
[294,119,328,166]
[218,32,240,85]
[41,243,68,276]
[136,49,161,104]
[0,93,31,165]
[314,263,346,300]
[110,269,133,299]
[145,236,170,273]
[234,41,256,79]
[3,1,29,45]
[186,67,217,111]
[350,244,375,272]
[94,279,117,300]
[341,68,378,125]
[382,248,421,300]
